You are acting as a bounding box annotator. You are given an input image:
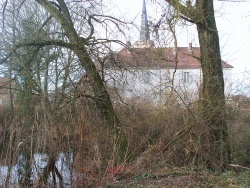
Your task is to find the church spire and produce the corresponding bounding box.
[140,0,150,41]
[135,0,154,48]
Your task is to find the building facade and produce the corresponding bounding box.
[101,0,233,104]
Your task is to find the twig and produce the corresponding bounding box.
[229,164,250,171]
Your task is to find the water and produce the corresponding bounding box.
[0,152,73,187]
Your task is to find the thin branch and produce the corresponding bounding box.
[15,40,74,49]
[229,164,250,171]
[84,14,129,42]
[36,15,53,34]
[86,38,127,46]
[1,0,8,29]
[180,15,195,24]
[0,40,74,64]
[36,0,79,41]
[85,12,94,41]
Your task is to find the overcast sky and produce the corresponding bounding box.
[106,0,250,83]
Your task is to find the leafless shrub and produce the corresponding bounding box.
[227,103,250,168]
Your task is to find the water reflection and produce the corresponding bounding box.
[0,152,73,187]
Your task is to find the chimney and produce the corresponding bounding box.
[126,41,132,47]
[126,41,131,53]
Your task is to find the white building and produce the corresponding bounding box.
[100,0,233,104]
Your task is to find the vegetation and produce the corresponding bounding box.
[0,0,248,187]
[162,0,230,171]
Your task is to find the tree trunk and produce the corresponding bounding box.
[35,0,128,161]
[196,1,230,170]
[164,0,231,170]
[74,45,128,161]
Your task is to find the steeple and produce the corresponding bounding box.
[135,0,154,48]
[140,0,150,41]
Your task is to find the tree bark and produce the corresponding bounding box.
[164,0,231,170]
[74,45,128,160]
[196,0,230,171]
[35,0,128,160]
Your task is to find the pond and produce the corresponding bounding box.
[0,152,74,187]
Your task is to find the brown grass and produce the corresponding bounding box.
[0,96,249,187]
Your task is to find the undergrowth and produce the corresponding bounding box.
[0,97,249,187]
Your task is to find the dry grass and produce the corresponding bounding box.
[0,96,249,187]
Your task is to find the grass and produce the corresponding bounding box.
[108,168,250,188]
[213,171,250,188]
[1,99,250,187]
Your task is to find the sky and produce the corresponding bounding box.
[105,0,250,88]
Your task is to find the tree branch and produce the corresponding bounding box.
[36,0,79,42]
[15,40,74,49]
[56,0,74,24]
[164,0,200,23]
[0,40,74,64]
[180,15,195,24]
[35,0,66,27]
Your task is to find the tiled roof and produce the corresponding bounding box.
[104,47,233,69]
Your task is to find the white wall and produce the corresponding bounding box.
[105,67,233,104]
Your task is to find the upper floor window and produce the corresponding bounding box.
[183,72,190,83]
[166,72,170,82]
[144,71,151,83]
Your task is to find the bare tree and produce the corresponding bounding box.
[0,0,130,186]
[1,0,128,157]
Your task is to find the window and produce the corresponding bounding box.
[166,72,170,82]
[183,72,190,83]
[144,71,151,83]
